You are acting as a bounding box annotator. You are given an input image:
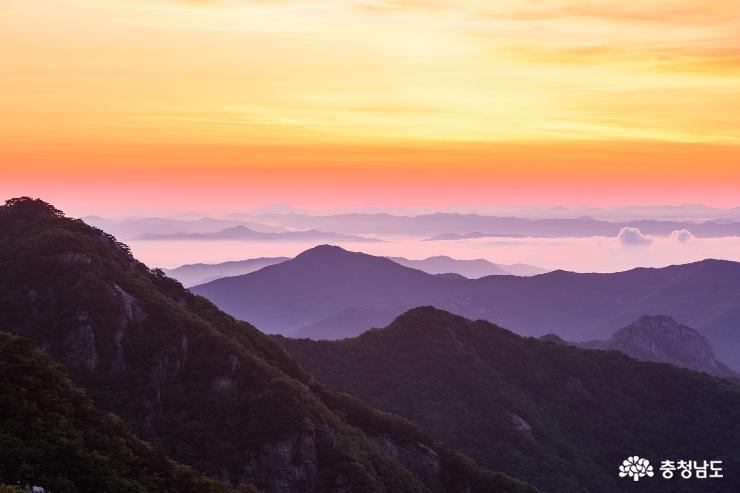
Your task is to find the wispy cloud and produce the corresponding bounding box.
[3,0,740,151]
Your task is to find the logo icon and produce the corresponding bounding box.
[619,456,655,482]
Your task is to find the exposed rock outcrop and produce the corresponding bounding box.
[510,414,533,439]
[374,433,441,485]
[579,315,738,379]
[257,418,322,493]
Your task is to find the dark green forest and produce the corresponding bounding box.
[0,330,238,493]
[281,307,740,493]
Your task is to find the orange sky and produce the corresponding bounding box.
[2,0,739,213]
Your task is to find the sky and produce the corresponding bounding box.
[2,0,740,214]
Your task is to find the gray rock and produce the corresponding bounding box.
[374,433,440,484]
[62,311,97,371]
[58,252,92,264]
[510,413,533,438]
[579,315,738,379]
[256,418,321,493]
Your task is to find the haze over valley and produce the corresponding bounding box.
[83,207,740,273]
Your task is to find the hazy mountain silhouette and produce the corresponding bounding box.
[194,246,740,370]
[497,263,549,276]
[192,245,470,334]
[292,307,399,340]
[136,225,382,242]
[573,315,738,379]
[281,307,740,493]
[424,232,525,241]
[85,211,740,243]
[0,198,534,493]
[239,212,740,238]
[440,259,740,370]
[83,215,286,239]
[387,256,546,277]
[164,257,289,287]
[169,254,544,288]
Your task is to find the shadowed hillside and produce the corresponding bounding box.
[0,330,239,493]
[281,307,740,493]
[194,246,740,371]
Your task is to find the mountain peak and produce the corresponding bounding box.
[633,314,680,327]
[539,333,567,345]
[1,196,65,221]
[383,306,476,336]
[623,314,702,339]
[291,244,396,267]
[295,244,348,258]
[222,225,256,233]
[609,315,737,379]
[395,305,461,321]
[292,244,369,264]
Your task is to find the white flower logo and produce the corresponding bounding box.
[619,456,654,482]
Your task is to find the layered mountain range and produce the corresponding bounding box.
[192,246,467,336]
[193,245,740,370]
[167,255,543,288]
[217,211,740,238]
[386,256,546,278]
[163,258,290,287]
[5,197,740,493]
[85,211,740,241]
[134,226,381,243]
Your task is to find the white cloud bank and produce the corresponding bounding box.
[618,227,653,246]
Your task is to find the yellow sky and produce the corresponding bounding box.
[2,0,740,148]
[2,0,740,212]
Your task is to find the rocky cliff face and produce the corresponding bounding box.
[580,315,737,379]
[0,331,232,493]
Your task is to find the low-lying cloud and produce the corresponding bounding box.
[672,229,695,243]
[618,227,653,246]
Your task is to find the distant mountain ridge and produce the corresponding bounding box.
[84,212,740,244]
[424,232,525,241]
[232,211,740,238]
[83,215,286,239]
[387,256,546,278]
[193,245,470,334]
[164,257,289,287]
[136,225,382,242]
[193,245,740,371]
[168,254,544,287]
